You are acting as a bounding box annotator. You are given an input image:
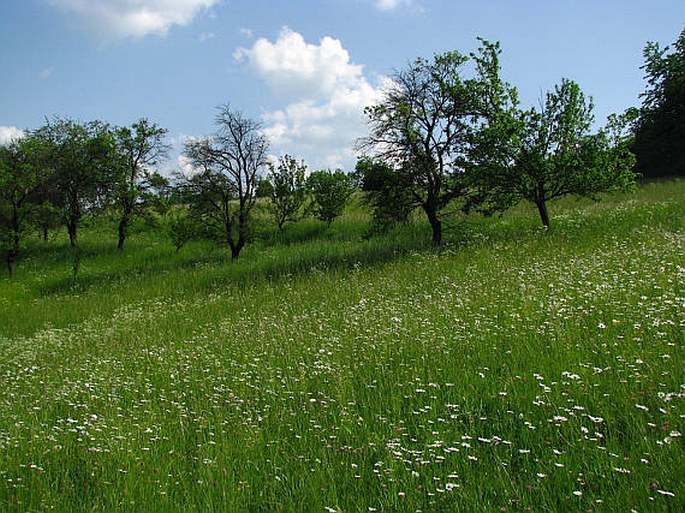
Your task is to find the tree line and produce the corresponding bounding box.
[1,29,682,277]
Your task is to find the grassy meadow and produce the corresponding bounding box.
[0,181,683,512]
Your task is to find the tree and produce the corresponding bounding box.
[0,135,47,276]
[181,105,269,260]
[165,208,198,253]
[632,28,685,177]
[355,156,417,232]
[359,43,510,245]
[34,117,115,247]
[307,169,354,226]
[112,119,169,250]
[470,79,637,227]
[267,154,307,230]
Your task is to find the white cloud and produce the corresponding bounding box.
[176,154,201,177]
[236,28,386,170]
[198,31,215,42]
[46,0,218,41]
[235,27,366,100]
[38,67,54,80]
[0,126,25,146]
[375,0,413,11]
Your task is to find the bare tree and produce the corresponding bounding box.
[181,105,269,260]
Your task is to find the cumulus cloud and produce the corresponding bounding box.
[235,28,386,170]
[46,0,218,41]
[0,126,25,146]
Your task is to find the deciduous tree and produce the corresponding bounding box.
[181,105,269,260]
[355,156,417,232]
[0,135,47,276]
[112,119,169,250]
[267,154,307,230]
[307,169,354,226]
[632,28,685,177]
[34,117,114,246]
[470,79,636,227]
[359,43,502,245]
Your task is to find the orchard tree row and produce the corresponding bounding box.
[0,109,357,275]
[1,30,683,276]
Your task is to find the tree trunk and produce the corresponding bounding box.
[43,226,49,242]
[68,221,78,247]
[6,249,18,278]
[9,207,21,276]
[535,199,550,228]
[117,214,129,251]
[230,243,242,261]
[423,198,442,246]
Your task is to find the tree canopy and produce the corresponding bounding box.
[469,79,636,227]
[632,27,685,178]
[358,41,507,245]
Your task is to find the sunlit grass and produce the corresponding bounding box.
[0,180,683,512]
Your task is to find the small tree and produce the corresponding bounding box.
[307,169,354,226]
[112,119,169,250]
[166,209,197,253]
[181,104,269,260]
[267,154,307,230]
[356,156,417,232]
[0,135,47,276]
[470,79,637,227]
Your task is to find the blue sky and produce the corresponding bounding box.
[1,0,683,173]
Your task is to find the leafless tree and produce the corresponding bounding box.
[181,105,269,260]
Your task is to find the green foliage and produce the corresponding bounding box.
[33,117,116,247]
[111,119,169,250]
[360,40,508,245]
[306,169,354,226]
[165,209,198,252]
[267,154,307,230]
[632,27,685,178]
[356,156,417,233]
[470,79,637,227]
[0,134,52,276]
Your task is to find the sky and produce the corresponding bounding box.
[1,0,683,174]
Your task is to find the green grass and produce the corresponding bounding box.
[0,181,683,512]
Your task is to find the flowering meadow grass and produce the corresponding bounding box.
[0,180,683,512]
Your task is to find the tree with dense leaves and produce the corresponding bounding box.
[34,118,115,247]
[112,119,169,250]
[355,156,417,233]
[632,28,685,178]
[267,154,307,230]
[307,169,354,226]
[359,42,503,245]
[469,79,637,227]
[0,135,48,276]
[181,105,269,260]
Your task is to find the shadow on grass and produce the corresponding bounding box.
[34,222,433,298]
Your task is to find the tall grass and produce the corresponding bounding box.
[0,180,683,511]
